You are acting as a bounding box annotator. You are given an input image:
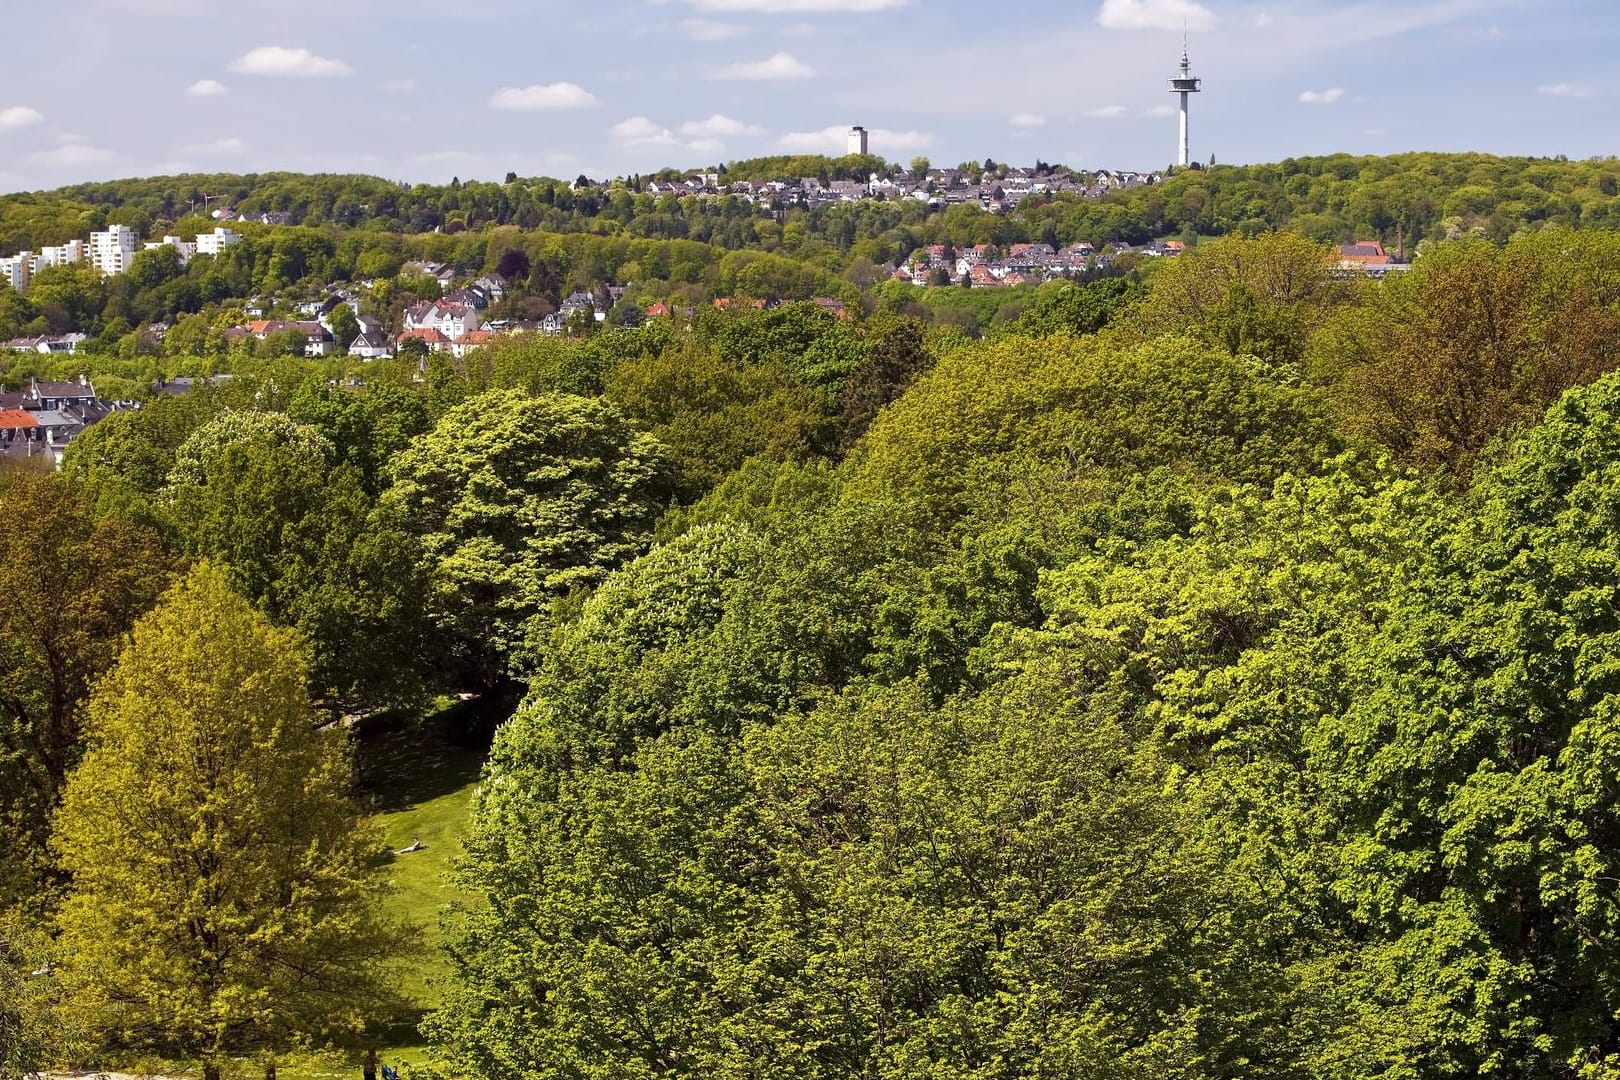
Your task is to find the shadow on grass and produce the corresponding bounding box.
[353,688,520,813]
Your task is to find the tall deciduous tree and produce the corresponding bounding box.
[0,473,170,906]
[51,564,410,1080]
[382,388,671,681]
[1323,237,1620,475]
[163,410,434,711]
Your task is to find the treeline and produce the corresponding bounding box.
[7,152,1620,279]
[7,231,1620,1077]
[1025,151,1620,248]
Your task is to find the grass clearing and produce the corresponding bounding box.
[100,695,511,1080]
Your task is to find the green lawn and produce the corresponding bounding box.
[106,696,509,1080]
[365,719,487,1011]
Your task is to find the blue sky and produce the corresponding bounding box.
[0,0,1613,193]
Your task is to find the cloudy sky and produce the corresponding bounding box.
[0,0,1612,192]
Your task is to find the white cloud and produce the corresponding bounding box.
[679,18,747,39]
[185,79,229,97]
[183,137,246,155]
[611,115,753,155]
[28,143,115,168]
[1009,112,1046,127]
[229,46,352,77]
[489,82,600,109]
[1538,83,1592,98]
[1097,0,1215,31]
[777,125,933,152]
[667,0,903,10]
[1253,11,1273,27]
[1086,105,1130,118]
[1298,87,1346,104]
[415,150,480,165]
[679,113,763,137]
[0,106,45,130]
[610,116,679,146]
[713,51,813,79]
[1144,103,1176,117]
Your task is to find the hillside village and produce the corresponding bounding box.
[0,154,1413,365]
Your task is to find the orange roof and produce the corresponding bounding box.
[456,330,496,344]
[399,328,449,343]
[0,409,38,429]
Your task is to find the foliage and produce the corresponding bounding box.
[163,410,433,710]
[1321,234,1620,475]
[845,330,1337,532]
[382,389,672,681]
[0,473,170,907]
[51,565,411,1079]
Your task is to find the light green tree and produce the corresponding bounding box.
[51,564,411,1080]
[382,388,671,681]
[0,473,171,907]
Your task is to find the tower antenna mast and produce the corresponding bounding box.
[1168,32,1202,167]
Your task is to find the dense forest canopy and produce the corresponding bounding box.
[7,154,1620,1080]
[6,151,1620,260]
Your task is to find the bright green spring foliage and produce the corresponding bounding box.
[162,410,435,712]
[50,564,411,1078]
[0,472,171,908]
[382,388,672,680]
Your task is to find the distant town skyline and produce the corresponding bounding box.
[0,0,1612,193]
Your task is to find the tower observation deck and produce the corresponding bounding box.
[1169,44,1201,167]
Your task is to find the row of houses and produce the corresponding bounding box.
[0,376,133,468]
[892,239,1167,288]
[631,166,1160,215]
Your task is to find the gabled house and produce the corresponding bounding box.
[398,327,452,353]
[349,328,393,360]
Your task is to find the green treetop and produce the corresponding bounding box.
[50,564,411,1080]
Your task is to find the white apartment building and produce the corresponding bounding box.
[145,235,197,266]
[0,255,30,291]
[194,227,241,257]
[39,239,85,267]
[89,224,138,276]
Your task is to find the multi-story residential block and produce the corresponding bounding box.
[89,224,138,276]
[0,255,30,291]
[39,239,86,267]
[194,227,242,257]
[145,236,197,266]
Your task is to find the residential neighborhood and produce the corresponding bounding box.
[0,375,136,467]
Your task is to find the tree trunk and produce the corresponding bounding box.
[203,1062,221,1080]
[364,1048,377,1080]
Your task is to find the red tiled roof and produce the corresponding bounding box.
[0,409,38,430]
[399,328,449,343]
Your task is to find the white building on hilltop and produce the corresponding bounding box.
[145,236,197,267]
[848,125,869,156]
[89,224,138,276]
[0,255,30,291]
[195,227,242,257]
[40,240,85,268]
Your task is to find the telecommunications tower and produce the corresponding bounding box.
[1168,40,1201,167]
